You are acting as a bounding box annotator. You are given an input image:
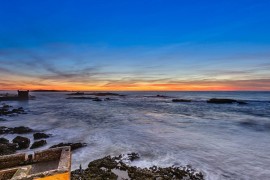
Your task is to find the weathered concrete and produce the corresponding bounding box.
[0,146,71,180]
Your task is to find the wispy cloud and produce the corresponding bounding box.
[0,43,270,90]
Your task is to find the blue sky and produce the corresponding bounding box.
[0,0,270,90]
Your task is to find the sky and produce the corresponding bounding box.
[0,0,270,91]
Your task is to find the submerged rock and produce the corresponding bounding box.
[30,140,47,149]
[33,132,51,140]
[71,154,204,180]
[172,99,192,102]
[92,97,102,102]
[207,98,247,104]
[12,136,30,150]
[50,142,87,151]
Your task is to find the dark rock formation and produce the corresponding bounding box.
[71,154,204,180]
[13,126,33,134]
[237,101,248,105]
[0,126,10,134]
[0,137,9,144]
[0,105,25,116]
[30,140,47,149]
[172,99,192,102]
[0,143,17,155]
[0,126,33,134]
[127,152,140,161]
[207,98,247,104]
[90,93,125,97]
[144,95,171,98]
[50,142,87,151]
[12,136,30,150]
[33,132,51,140]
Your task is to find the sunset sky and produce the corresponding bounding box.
[0,0,270,91]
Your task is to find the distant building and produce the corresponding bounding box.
[18,90,29,99]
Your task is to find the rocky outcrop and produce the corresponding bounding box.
[50,142,87,151]
[0,137,9,144]
[0,143,17,155]
[90,93,125,97]
[67,97,103,101]
[207,98,247,104]
[0,105,25,116]
[33,132,51,140]
[71,153,204,180]
[0,126,33,134]
[30,140,47,149]
[12,136,30,150]
[127,152,140,161]
[172,99,192,102]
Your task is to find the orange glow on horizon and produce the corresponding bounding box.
[1,81,269,91]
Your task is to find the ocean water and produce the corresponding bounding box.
[1,91,270,180]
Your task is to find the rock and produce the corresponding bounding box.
[156,95,167,98]
[91,92,124,97]
[0,126,11,134]
[0,105,25,116]
[0,126,33,134]
[50,142,87,151]
[33,132,50,140]
[30,140,47,149]
[104,98,116,101]
[71,154,204,180]
[172,99,192,102]
[12,126,33,134]
[127,152,140,161]
[207,98,237,104]
[237,101,248,105]
[92,97,102,102]
[0,143,17,155]
[0,137,9,144]
[207,98,247,104]
[12,136,30,150]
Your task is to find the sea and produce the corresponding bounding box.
[1,91,270,180]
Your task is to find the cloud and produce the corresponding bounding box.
[1,42,270,90]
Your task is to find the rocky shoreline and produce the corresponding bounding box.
[71,153,204,180]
